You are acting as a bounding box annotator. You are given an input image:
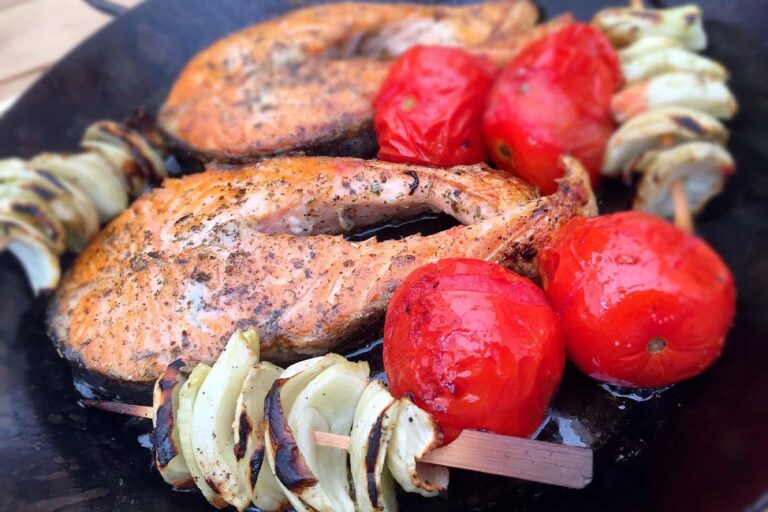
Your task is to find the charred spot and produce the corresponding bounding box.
[12,202,41,217]
[292,260,304,269]
[30,185,56,201]
[234,411,252,461]
[265,382,318,490]
[174,213,193,225]
[36,169,65,189]
[392,254,416,267]
[498,143,512,159]
[531,205,548,219]
[130,255,148,272]
[672,115,706,136]
[249,446,266,489]
[205,476,223,495]
[152,359,184,469]
[403,170,419,196]
[365,413,386,506]
[191,271,211,282]
[518,243,537,261]
[147,251,161,259]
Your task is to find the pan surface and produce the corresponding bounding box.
[0,0,767,510]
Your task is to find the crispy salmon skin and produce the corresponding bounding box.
[158,1,542,162]
[49,156,595,387]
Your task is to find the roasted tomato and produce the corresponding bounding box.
[374,46,497,167]
[539,211,736,388]
[484,24,621,194]
[513,23,622,114]
[383,258,565,443]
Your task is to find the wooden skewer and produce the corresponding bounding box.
[81,400,154,418]
[80,399,593,489]
[671,180,694,234]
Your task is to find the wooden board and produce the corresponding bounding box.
[0,0,142,113]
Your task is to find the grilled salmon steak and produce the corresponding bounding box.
[49,157,595,386]
[158,1,563,162]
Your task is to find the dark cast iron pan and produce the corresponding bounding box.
[0,0,766,510]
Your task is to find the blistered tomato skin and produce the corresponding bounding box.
[373,46,497,168]
[383,258,565,443]
[484,23,621,194]
[539,211,736,388]
[484,67,614,194]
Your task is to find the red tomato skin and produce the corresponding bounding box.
[539,212,736,388]
[513,23,623,110]
[374,46,497,168]
[383,258,565,443]
[484,23,621,194]
[484,67,614,194]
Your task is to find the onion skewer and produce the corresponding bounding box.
[630,0,693,233]
[80,394,592,489]
[598,0,734,234]
[76,328,592,511]
[631,0,693,233]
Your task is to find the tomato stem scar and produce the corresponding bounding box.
[647,337,667,354]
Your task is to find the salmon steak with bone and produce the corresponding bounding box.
[48,156,596,392]
[158,0,574,162]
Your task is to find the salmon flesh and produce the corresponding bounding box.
[48,157,595,386]
[158,1,545,162]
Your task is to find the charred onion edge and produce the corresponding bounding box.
[264,380,318,491]
[365,413,386,506]
[249,446,266,490]
[234,409,252,462]
[152,359,185,470]
[86,121,165,185]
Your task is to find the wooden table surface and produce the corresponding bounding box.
[0,0,142,114]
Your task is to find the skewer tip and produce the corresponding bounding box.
[80,399,154,419]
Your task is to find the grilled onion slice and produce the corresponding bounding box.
[285,360,369,512]
[350,380,399,512]
[612,72,737,123]
[264,354,348,512]
[178,364,227,508]
[0,191,66,254]
[233,362,287,512]
[0,166,98,252]
[592,4,706,50]
[82,120,167,195]
[0,223,60,295]
[618,35,682,62]
[622,48,728,84]
[602,106,728,177]
[191,328,261,511]
[31,152,129,222]
[634,142,734,217]
[152,359,193,489]
[387,397,448,497]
